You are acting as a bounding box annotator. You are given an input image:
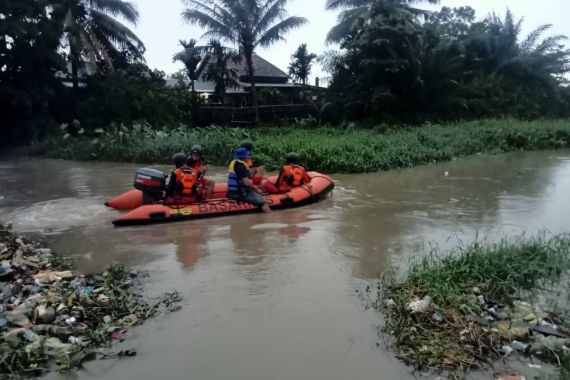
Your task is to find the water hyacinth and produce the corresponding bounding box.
[28,119,570,173]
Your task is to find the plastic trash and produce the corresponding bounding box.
[68,336,82,344]
[119,314,138,327]
[0,266,14,278]
[65,317,77,325]
[495,375,526,380]
[511,340,530,353]
[111,329,127,340]
[407,295,432,313]
[33,304,56,324]
[6,307,30,327]
[103,315,112,324]
[34,270,73,284]
[432,312,443,322]
[385,299,396,308]
[97,294,110,304]
[23,330,39,342]
[477,295,486,305]
[118,349,137,357]
[532,324,568,338]
[501,345,513,355]
[487,307,500,319]
[44,337,73,359]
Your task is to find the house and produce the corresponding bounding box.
[167,53,314,106]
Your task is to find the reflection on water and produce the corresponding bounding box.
[1,151,570,380]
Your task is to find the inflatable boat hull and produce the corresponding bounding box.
[111,173,333,226]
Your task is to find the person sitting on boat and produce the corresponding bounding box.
[186,144,214,200]
[241,140,266,185]
[264,152,310,193]
[165,152,188,198]
[165,152,204,202]
[227,148,271,213]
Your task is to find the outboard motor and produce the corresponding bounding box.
[134,168,166,202]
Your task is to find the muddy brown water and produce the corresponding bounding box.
[1,150,570,379]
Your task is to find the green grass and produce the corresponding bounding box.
[378,233,570,371]
[28,119,570,173]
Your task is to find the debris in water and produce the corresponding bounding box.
[0,224,182,377]
[495,375,526,380]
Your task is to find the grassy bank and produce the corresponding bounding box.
[377,234,570,374]
[29,119,570,173]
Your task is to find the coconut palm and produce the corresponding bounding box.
[173,39,205,95]
[202,40,241,104]
[288,43,317,86]
[181,0,307,122]
[325,0,440,44]
[51,0,145,89]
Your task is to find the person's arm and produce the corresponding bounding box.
[165,171,176,197]
[302,169,311,184]
[275,168,285,190]
[237,163,264,193]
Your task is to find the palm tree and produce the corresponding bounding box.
[468,10,570,87]
[288,43,317,86]
[173,39,205,95]
[51,0,145,89]
[181,0,307,122]
[325,0,440,44]
[202,40,241,103]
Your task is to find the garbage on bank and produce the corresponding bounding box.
[0,224,181,377]
[382,286,570,371]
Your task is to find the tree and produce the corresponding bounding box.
[202,40,241,103]
[182,0,307,122]
[50,0,145,89]
[0,0,64,142]
[325,0,440,44]
[327,2,466,121]
[288,43,317,86]
[173,39,204,95]
[461,10,570,118]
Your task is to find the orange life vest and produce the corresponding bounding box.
[174,164,202,195]
[278,165,307,189]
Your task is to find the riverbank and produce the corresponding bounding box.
[27,119,570,173]
[376,234,570,377]
[0,225,181,377]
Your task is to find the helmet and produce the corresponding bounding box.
[171,152,187,168]
[234,147,252,160]
[286,152,300,165]
[240,140,254,152]
[190,144,203,155]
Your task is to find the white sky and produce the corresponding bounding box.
[133,0,569,81]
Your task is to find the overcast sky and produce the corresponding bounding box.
[133,0,569,81]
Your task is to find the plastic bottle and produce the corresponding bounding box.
[512,340,530,353]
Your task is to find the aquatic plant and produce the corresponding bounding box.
[28,119,570,173]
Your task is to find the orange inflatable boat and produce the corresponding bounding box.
[108,170,334,226]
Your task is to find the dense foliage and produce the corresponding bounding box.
[0,0,150,144]
[2,0,570,147]
[0,0,64,142]
[29,119,570,173]
[324,4,570,122]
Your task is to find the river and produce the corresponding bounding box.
[1,150,569,379]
